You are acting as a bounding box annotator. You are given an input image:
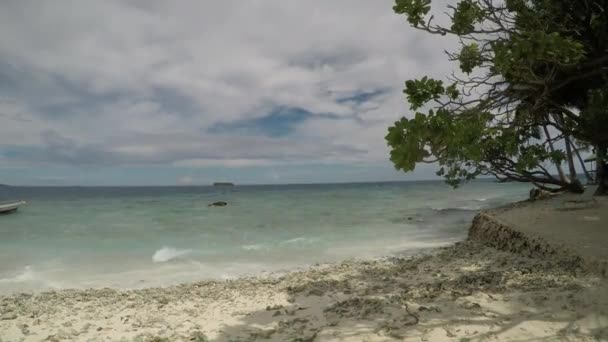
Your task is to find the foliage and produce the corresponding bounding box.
[387,0,608,193]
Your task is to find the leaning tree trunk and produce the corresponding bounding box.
[571,140,592,181]
[564,136,584,193]
[596,143,608,196]
[543,125,566,182]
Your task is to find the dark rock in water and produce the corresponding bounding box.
[209,201,228,207]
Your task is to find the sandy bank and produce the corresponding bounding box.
[1,200,607,341]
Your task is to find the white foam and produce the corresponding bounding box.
[242,244,265,251]
[432,206,481,211]
[152,247,192,263]
[282,237,319,245]
[0,265,63,293]
[0,265,36,283]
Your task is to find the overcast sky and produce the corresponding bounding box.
[0,0,455,186]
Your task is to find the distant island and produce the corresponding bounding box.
[213,182,235,186]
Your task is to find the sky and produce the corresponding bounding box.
[0,0,456,186]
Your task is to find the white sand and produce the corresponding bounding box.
[1,240,607,341]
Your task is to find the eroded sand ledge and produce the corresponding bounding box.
[470,200,607,278]
[1,202,607,341]
[469,213,586,269]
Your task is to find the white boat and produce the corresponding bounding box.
[0,201,26,214]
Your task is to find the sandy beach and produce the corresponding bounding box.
[1,198,607,342]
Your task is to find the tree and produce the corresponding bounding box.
[386,0,608,194]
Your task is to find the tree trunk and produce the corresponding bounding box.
[564,136,578,180]
[595,144,608,196]
[543,125,566,182]
[572,141,592,182]
[563,136,584,193]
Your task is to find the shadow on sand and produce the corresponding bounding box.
[209,241,608,341]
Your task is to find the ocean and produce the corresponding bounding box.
[0,180,529,294]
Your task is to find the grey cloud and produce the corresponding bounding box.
[12,130,368,166]
[0,0,457,170]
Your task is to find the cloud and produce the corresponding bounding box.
[0,0,457,183]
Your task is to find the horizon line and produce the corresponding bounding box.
[0,177,500,188]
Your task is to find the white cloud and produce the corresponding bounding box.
[0,0,458,176]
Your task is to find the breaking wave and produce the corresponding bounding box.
[152,247,192,263]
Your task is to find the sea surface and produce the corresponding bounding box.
[0,180,529,294]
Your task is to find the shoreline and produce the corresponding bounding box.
[1,200,607,341]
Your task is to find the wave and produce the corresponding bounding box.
[473,198,489,202]
[0,265,62,291]
[431,206,481,212]
[0,265,37,283]
[281,237,319,245]
[152,247,192,263]
[241,244,265,251]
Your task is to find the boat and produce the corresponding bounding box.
[213,182,235,186]
[0,201,26,214]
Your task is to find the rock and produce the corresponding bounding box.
[293,330,318,342]
[253,327,276,339]
[188,331,209,341]
[529,188,555,201]
[81,323,93,332]
[16,323,29,335]
[285,307,299,316]
[463,302,481,310]
[308,288,325,296]
[266,304,283,311]
[0,312,17,320]
[208,201,227,207]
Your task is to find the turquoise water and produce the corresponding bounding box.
[0,181,529,293]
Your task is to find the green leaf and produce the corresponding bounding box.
[459,43,482,73]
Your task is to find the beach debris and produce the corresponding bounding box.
[403,303,419,325]
[80,322,93,333]
[266,304,283,311]
[0,312,17,320]
[529,188,558,201]
[16,323,29,335]
[188,331,209,341]
[208,201,228,207]
[250,327,277,339]
[583,216,600,221]
[463,302,481,310]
